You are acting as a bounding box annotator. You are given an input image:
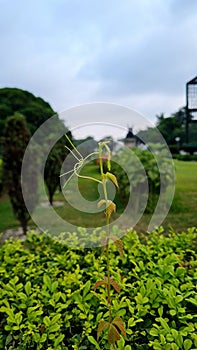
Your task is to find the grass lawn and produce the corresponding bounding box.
[0,195,19,231]
[0,160,197,234]
[161,160,197,231]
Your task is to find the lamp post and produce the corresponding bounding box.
[175,136,180,153]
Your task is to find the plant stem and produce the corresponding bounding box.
[99,145,112,323]
[106,218,112,323]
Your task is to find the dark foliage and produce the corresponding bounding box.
[0,87,55,137]
[44,131,72,205]
[2,113,38,234]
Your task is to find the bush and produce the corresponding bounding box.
[0,227,196,349]
[111,146,173,213]
[172,154,197,161]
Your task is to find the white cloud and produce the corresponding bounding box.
[0,0,197,139]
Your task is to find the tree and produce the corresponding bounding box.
[3,113,38,234]
[137,127,164,144]
[44,131,72,205]
[0,87,55,137]
[156,115,182,145]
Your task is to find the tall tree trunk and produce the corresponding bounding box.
[21,219,27,235]
[49,191,53,205]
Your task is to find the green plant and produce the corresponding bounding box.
[93,141,126,349]
[111,145,173,213]
[0,227,196,349]
[62,137,126,349]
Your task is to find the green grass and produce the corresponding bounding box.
[0,160,197,233]
[0,196,19,231]
[161,160,197,231]
[136,160,197,232]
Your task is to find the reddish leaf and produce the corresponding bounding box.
[112,317,126,337]
[106,201,116,218]
[97,320,109,340]
[93,279,107,290]
[110,278,121,293]
[108,324,121,344]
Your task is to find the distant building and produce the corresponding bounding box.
[119,127,142,149]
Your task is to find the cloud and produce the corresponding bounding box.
[78,1,197,98]
[0,0,197,138]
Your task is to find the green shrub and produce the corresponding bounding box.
[173,154,197,162]
[111,146,173,213]
[0,227,197,349]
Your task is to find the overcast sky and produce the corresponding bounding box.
[1,0,197,139]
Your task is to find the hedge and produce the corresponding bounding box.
[0,227,197,349]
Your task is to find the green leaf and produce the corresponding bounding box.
[160,334,166,345]
[51,281,58,292]
[5,334,12,346]
[51,314,61,324]
[49,323,60,332]
[83,280,91,297]
[170,309,176,316]
[158,306,163,317]
[40,333,47,343]
[159,317,170,332]
[183,339,192,350]
[117,335,125,349]
[186,297,197,307]
[18,292,27,300]
[24,281,31,296]
[6,309,15,323]
[43,316,50,327]
[15,312,22,325]
[176,295,183,303]
[88,336,101,350]
[171,329,178,339]
[49,333,56,339]
[106,172,119,188]
[43,275,51,290]
[33,333,40,343]
[150,328,158,336]
[128,317,135,328]
[54,334,64,347]
[176,334,183,347]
